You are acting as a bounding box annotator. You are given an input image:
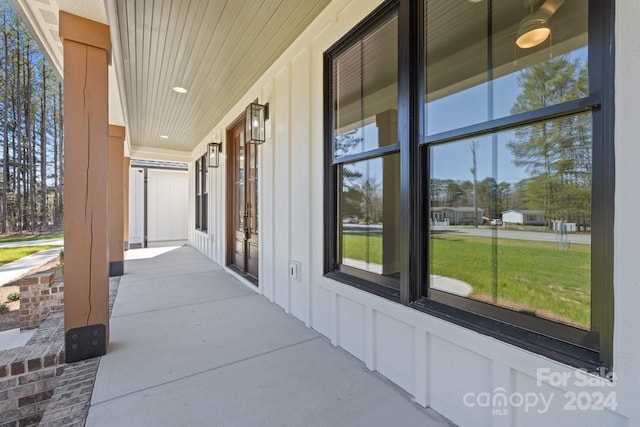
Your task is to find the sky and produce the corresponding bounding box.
[427,46,589,184]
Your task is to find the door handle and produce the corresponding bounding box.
[243,226,250,240]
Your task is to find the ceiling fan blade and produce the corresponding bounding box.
[537,0,565,19]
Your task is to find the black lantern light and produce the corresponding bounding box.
[207,142,222,168]
[245,102,269,144]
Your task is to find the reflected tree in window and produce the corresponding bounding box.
[337,129,364,221]
[508,56,591,230]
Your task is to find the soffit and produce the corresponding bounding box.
[112,0,331,152]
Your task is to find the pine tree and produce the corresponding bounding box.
[0,0,63,234]
[507,55,591,229]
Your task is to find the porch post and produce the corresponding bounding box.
[59,11,111,362]
[123,156,130,251]
[109,125,125,275]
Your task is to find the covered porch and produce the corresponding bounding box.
[85,245,451,426]
[9,0,640,426]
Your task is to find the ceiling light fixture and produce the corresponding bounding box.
[160,135,169,139]
[172,86,188,94]
[516,19,551,48]
[515,0,565,49]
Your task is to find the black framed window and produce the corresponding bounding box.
[201,153,208,232]
[325,2,401,298]
[195,153,208,232]
[324,0,614,371]
[195,158,201,230]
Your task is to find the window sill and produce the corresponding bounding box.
[324,270,401,304]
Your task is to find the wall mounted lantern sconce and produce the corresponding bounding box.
[208,142,222,168]
[246,102,269,144]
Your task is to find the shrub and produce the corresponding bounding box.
[0,303,9,314]
[7,292,20,302]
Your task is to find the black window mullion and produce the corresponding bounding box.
[398,0,421,304]
[324,52,337,274]
[589,0,615,371]
[424,95,601,147]
[332,143,400,166]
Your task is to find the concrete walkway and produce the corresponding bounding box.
[86,246,453,427]
[0,238,63,248]
[0,248,61,286]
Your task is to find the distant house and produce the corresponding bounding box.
[431,207,483,226]
[502,210,546,226]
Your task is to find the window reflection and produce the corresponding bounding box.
[340,154,400,287]
[425,0,588,135]
[429,113,592,329]
[333,14,398,158]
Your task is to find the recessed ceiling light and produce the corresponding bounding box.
[172,86,188,94]
[160,135,169,139]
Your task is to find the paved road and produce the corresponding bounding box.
[0,238,63,248]
[344,224,590,245]
[432,226,591,245]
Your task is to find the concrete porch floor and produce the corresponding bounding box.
[86,246,454,427]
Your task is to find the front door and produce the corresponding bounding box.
[227,114,259,280]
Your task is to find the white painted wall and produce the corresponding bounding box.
[188,1,640,426]
[147,169,189,245]
[614,1,640,424]
[129,167,189,247]
[129,167,144,246]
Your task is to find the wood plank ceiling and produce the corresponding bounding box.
[112,0,331,152]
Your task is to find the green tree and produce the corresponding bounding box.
[507,56,591,229]
[337,129,366,220]
[0,0,63,234]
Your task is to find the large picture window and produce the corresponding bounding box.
[325,0,613,370]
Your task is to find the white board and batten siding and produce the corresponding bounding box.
[189,1,640,426]
[129,167,189,248]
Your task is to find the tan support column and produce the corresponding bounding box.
[109,126,125,276]
[123,156,130,251]
[60,11,111,362]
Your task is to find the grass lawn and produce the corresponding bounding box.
[342,232,382,265]
[0,246,62,267]
[342,232,590,328]
[0,233,63,244]
[431,234,590,328]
